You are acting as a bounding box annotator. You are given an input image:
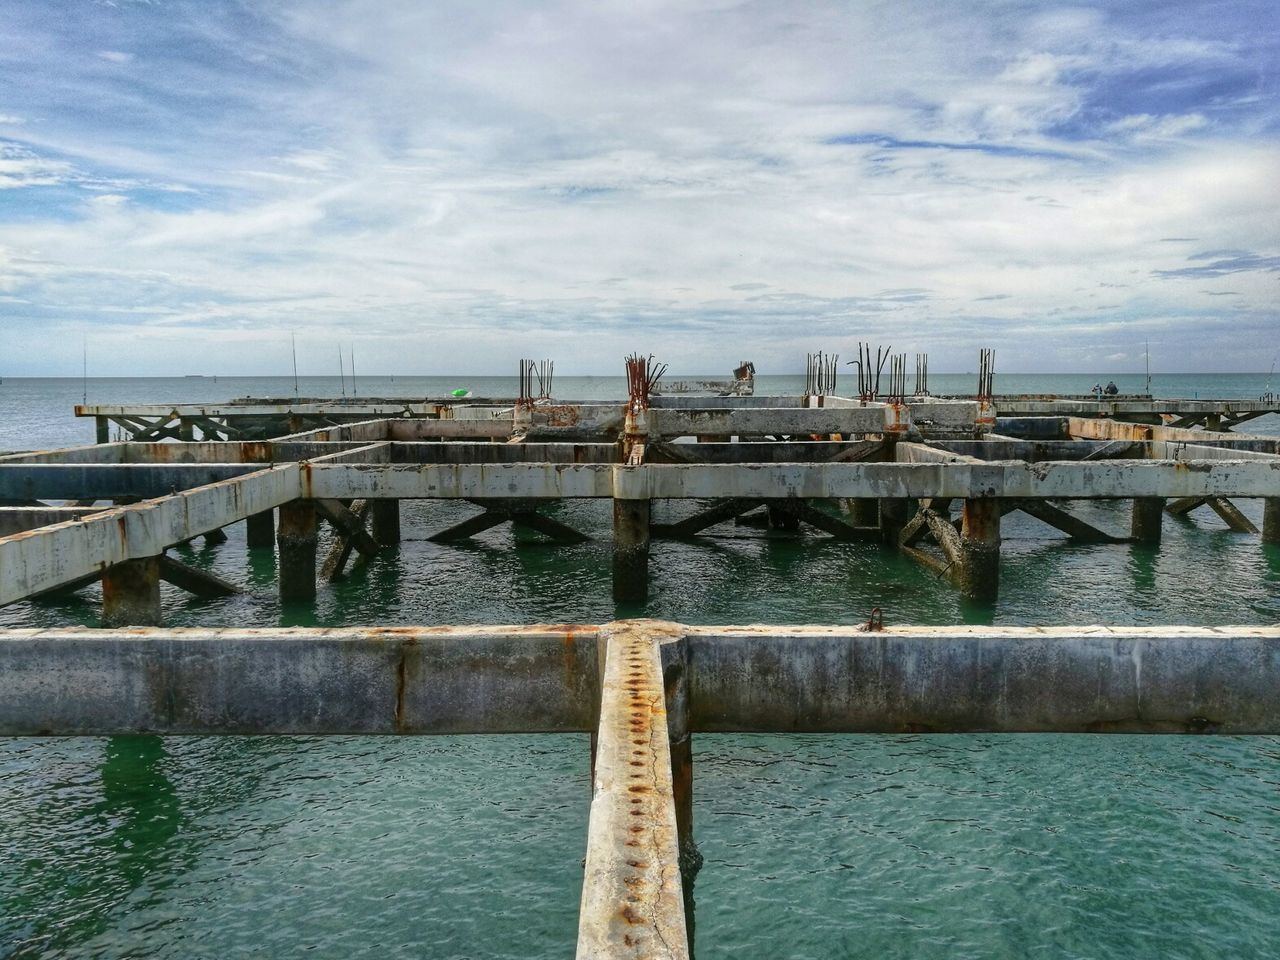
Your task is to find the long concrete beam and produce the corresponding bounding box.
[0,465,300,605]
[0,441,374,466]
[0,463,267,500]
[1,622,1276,735]
[1068,417,1280,451]
[686,625,1280,734]
[0,624,600,735]
[302,459,1280,502]
[997,399,1280,416]
[578,621,689,959]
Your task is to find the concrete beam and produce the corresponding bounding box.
[648,405,899,439]
[577,621,689,959]
[0,625,602,735]
[0,463,266,500]
[301,460,1280,503]
[0,507,110,536]
[2,623,1276,736]
[685,625,1280,734]
[0,465,301,606]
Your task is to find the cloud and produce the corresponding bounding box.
[0,0,1277,375]
[96,50,134,63]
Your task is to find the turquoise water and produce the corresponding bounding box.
[1,376,1278,958]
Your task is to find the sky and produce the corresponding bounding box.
[0,0,1277,377]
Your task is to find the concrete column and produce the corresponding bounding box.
[1131,497,1165,544]
[879,497,910,544]
[95,416,110,444]
[178,419,194,442]
[766,502,800,531]
[848,498,879,527]
[245,509,275,549]
[957,498,1001,603]
[612,498,650,603]
[370,500,401,546]
[101,557,162,627]
[1205,414,1223,431]
[1263,498,1280,545]
[277,500,318,602]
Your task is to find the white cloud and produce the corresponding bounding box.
[0,1,1275,374]
[96,50,134,63]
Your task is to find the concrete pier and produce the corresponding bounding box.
[101,557,162,627]
[1131,497,1166,544]
[277,500,318,601]
[613,498,651,604]
[370,499,401,546]
[1264,498,1280,545]
[245,509,275,548]
[957,498,1001,602]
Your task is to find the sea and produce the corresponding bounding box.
[1,374,1277,959]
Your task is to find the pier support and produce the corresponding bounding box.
[95,416,110,444]
[612,498,651,604]
[101,557,162,627]
[879,497,910,544]
[1131,497,1165,544]
[956,498,1001,603]
[847,498,878,527]
[245,509,275,549]
[1264,499,1280,545]
[370,500,401,546]
[277,500,318,601]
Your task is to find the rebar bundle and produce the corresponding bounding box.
[847,343,893,400]
[519,359,557,403]
[915,353,929,396]
[625,354,666,408]
[978,348,995,399]
[805,351,840,396]
[887,353,908,403]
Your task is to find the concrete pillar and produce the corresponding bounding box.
[277,500,318,602]
[1263,498,1280,545]
[848,498,878,527]
[95,416,110,444]
[957,498,1001,603]
[370,500,401,546]
[1131,497,1165,544]
[178,419,194,442]
[245,510,275,549]
[1205,414,1223,432]
[101,557,162,627]
[612,498,650,603]
[767,502,800,531]
[879,497,910,544]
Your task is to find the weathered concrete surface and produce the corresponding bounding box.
[649,405,898,439]
[301,459,1280,502]
[686,626,1280,733]
[613,498,651,603]
[0,463,266,500]
[1068,417,1280,452]
[101,557,162,627]
[3,623,1276,736]
[1131,497,1165,544]
[0,625,602,735]
[1265,498,1280,544]
[0,465,301,606]
[277,500,318,601]
[0,507,109,536]
[578,621,689,960]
